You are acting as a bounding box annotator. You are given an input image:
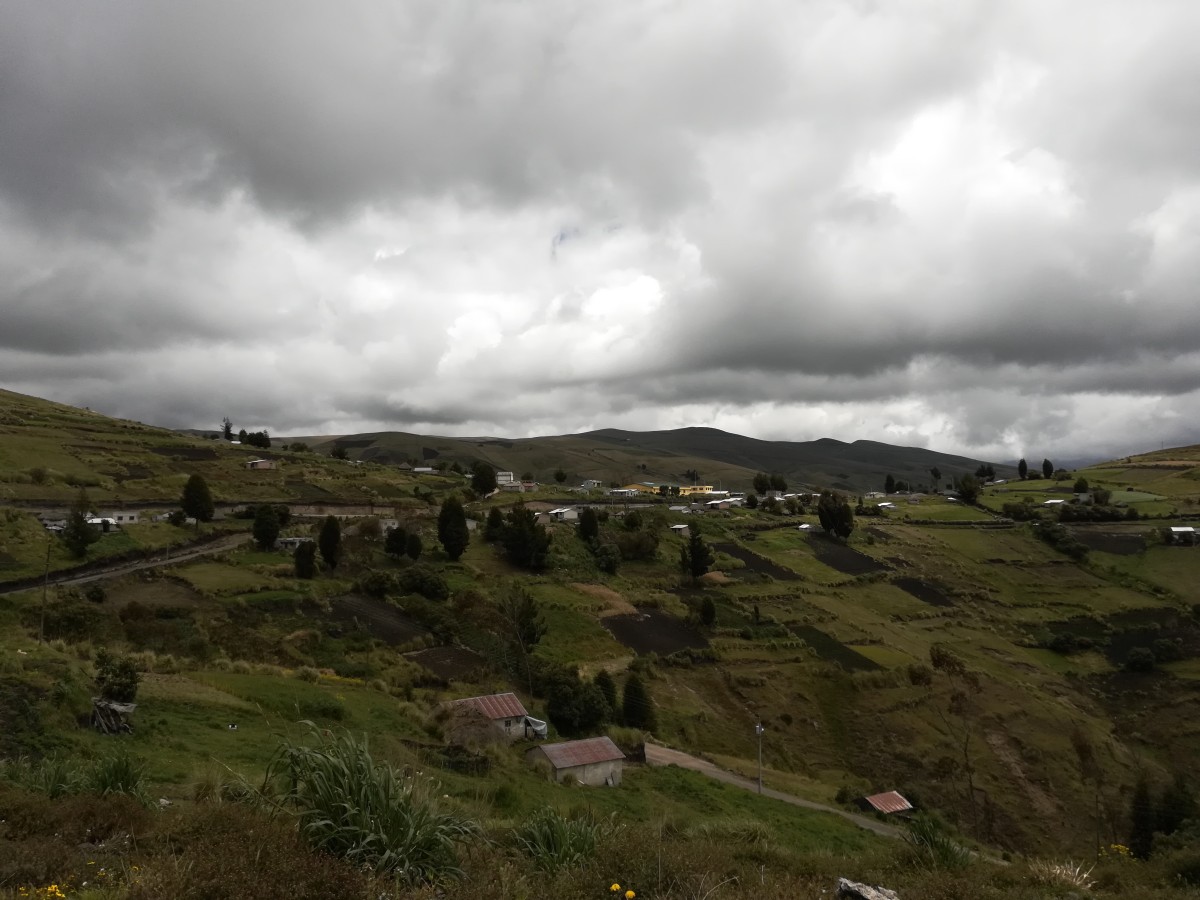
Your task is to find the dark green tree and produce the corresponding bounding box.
[745,493,759,509]
[1042,458,1054,479]
[484,507,505,542]
[885,473,896,494]
[330,445,349,460]
[405,531,423,561]
[1073,477,1090,493]
[502,502,551,570]
[930,466,942,487]
[497,582,546,694]
[679,521,714,581]
[817,491,855,540]
[61,489,100,558]
[769,473,787,492]
[594,669,618,716]
[752,472,770,495]
[222,417,234,440]
[238,428,248,443]
[252,503,280,550]
[954,474,981,503]
[437,495,470,561]
[384,525,407,558]
[1128,775,1156,859]
[471,462,498,495]
[553,468,567,484]
[318,515,342,569]
[541,665,608,736]
[1017,458,1028,479]
[180,474,214,532]
[1158,772,1197,837]
[577,507,600,544]
[700,595,716,627]
[622,672,657,731]
[293,541,317,578]
[595,541,620,574]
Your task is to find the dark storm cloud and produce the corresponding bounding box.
[3,0,1200,460]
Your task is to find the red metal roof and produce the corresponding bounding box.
[451,692,527,720]
[863,791,913,814]
[538,736,625,769]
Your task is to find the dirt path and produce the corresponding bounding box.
[0,533,251,596]
[643,743,902,839]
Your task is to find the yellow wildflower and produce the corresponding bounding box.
[610,885,621,893]
[626,891,636,900]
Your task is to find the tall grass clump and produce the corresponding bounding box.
[902,815,973,871]
[513,808,614,871]
[258,725,478,885]
[84,749,150,804]
[3,755,82,798]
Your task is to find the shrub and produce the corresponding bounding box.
[84,750,149,804]
[903,815,972,871]
[513,808,611,871]
[397,563,450,601]
[1124,647,1157,672]
[95,649,140,703]
[258,728,478,884]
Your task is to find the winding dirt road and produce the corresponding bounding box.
[0,533,251,596]
[644,742,903,839]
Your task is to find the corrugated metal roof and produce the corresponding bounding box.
[863,791,913,814]
[538,736,625,769]
[451,692,527,720]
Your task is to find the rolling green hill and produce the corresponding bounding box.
[284,425,1016,494]
[3,388,1200,898]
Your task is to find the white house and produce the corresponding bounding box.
[1043,499,1066,506]
[669,523,689,532]
[608,488,639,497]
[527,736,625,786]
[245,458,277,471]
[580,479,604,490]
[496,471,516,485]
[547,507,579,522]
[100,511,140,525]
[277,537,312,552]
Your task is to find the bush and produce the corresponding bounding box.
[1124,647,1157,672]
[397,563,450,601]
[258,728,478,884]
[513,808,611,871]
[903,815,973,871]
[95,649,140,703]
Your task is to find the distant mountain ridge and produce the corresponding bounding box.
[281,424,1018,493]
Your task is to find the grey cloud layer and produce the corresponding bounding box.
[2,0,1199,460]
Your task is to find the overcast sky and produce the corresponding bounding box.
[3,1,1199,461]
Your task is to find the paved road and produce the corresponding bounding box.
[0,532,251,596]
[644,743,902,839]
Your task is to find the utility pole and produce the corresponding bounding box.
[756,722,765,794]
[39,533,51,644]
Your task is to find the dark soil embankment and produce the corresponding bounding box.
[808,538,889,576]
[603,609,709,656]
[713,542,801,581]
[406,646,488,681]
[790,625,881,672]
[329,594,428,646]
[894,577,953,607]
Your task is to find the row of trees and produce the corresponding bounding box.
[221,417,271,448]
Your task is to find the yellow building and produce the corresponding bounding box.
[677,485,714,496]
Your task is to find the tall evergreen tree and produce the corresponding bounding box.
[622,672,657,731]
[594,669,618,717]
[752,472,770,495]
[501,502,551,570]
[700,595,716,627]
[384,525,407,558]
[222,417,234,440]
[405,531,423,561]
[180,474,214,531]
[679,521,714,581]
[318,515,342,569]
[553,467,567,483]
[930,466,942,487]
[577,507,600,544]
[293,541,317,578]
[252,503,280,550]
[1017,458,1028,479]
[61,488,100,558]
[1128,775,1156,859]
[1042,458,1054,479]
[885,473,896,494]
[817,491,855,540]
[437,495,470,561]
[483,507,505,542]
[470,462,498,495]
